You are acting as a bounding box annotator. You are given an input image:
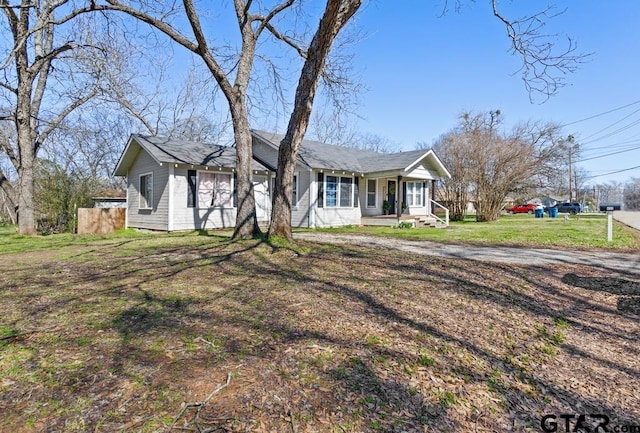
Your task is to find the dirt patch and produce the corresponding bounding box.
[1,236,638,432]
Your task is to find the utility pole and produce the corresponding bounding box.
[567,135,575,202]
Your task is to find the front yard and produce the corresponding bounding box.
[0,228,639,432]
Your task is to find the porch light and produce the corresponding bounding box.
[205,167,208,170]
[174,164,178,168]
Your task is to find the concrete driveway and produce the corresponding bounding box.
[614,211,640,231]
[295,232,640,276]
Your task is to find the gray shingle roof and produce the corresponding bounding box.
[114,134,269,176]
[251,130,439,174]
[134,135,238,167]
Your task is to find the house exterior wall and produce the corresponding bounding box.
[308,170,362,227]
[292,168,311,227]
[126,149,170,231]
[171,167,237,230]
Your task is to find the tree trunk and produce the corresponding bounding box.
[267,0,361,241]
[230,102,260,240]
[16,135,36,235]
[0,173,18,224]
[268,135,296,240]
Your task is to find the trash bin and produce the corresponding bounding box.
[535,208,544,218]
[548,207,558,218]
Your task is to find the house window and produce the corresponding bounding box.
[198,172,232,208]
[139,172,153,209]
[406,181,423,206]
[325,175,353,208]
[366,179,376,208]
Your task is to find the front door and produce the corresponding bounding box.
[387,180,396,214]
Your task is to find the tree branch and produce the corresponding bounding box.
[182,0,233,96]
[36,84,101,154]
[27,42,73,75]
[254,0,295,38]
[262,21,307,58]
[0,80,17,94]
[492,0,588,101]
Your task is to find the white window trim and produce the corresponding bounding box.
[366,178,377,208]
[196,170,234,209]
[325,174,354,208]
[139,172,153,210]
[406,181,424,207]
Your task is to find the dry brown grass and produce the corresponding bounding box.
[1,234,639,432]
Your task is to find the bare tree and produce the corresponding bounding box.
[0,1,113,234]
[623,178,640,211]
[85,0,310,239]
[427,133,473,221]
[268,0,361,240]
[430,111,562,222]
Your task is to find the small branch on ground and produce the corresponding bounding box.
[286,406,297,433]
[0,325,59,342]
[169,372,232,432]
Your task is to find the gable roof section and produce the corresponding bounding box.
[251,130,450,178]
[114,134,268,176]
[252,130,372,172]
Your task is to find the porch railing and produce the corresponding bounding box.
[429,199,449,227]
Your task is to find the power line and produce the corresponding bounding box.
[561,99,640,127]
[576,144,640,162]
[580,107,640,142]
[585,165,640,180]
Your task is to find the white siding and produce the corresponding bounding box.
[292,168,311,227]
[309,170,362,227]
[314,207,361,227]
[171,167,237,230]
[127,150,170,231]
[404,164,436,180]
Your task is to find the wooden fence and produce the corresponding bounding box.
[77,208,126,235]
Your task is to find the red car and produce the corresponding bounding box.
[506,203,536,214]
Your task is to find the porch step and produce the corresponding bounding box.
[362,215,446,228]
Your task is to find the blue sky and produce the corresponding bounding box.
[337,1,640,184]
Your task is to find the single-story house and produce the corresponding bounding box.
[113,131,451,231]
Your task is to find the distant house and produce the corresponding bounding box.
[113,131,451,231]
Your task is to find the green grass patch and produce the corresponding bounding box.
[309,213,639,249]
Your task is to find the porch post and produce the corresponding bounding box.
[396,175,402,217]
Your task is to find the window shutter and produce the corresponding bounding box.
[187,170,197,208]
[233,173,237,208]
[402,182,407,209]
[353,176,359,208]
[423,181,427,207]
[317,172,324,208]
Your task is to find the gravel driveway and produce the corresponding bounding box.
[295,232,640,276]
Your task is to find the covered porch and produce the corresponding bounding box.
[361,208,449,228]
